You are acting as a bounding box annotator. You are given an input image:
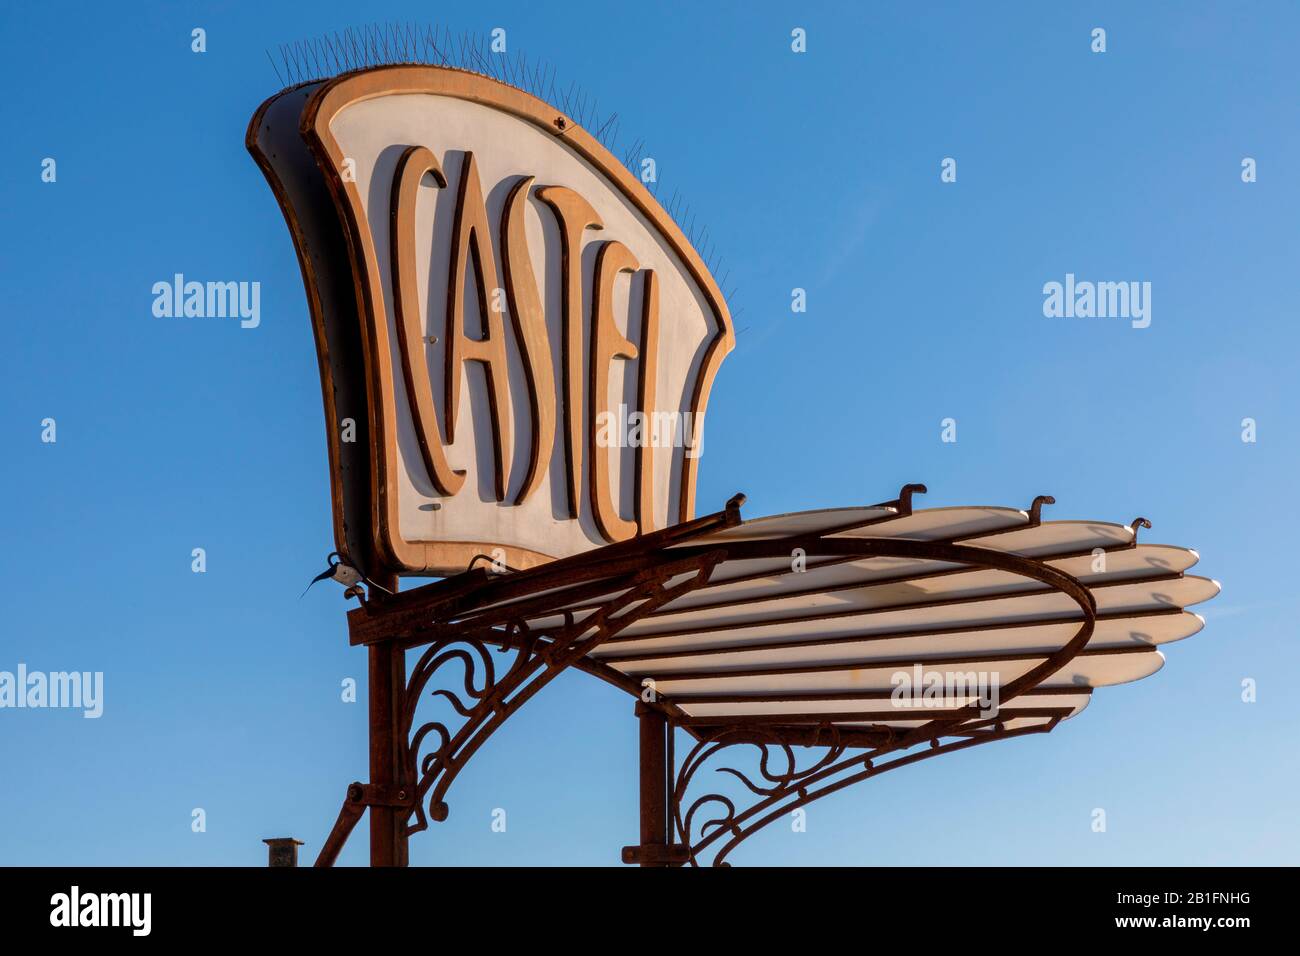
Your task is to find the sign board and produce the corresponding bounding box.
[248,66,733,576]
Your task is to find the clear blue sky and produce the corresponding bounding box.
[2,1,1295,866]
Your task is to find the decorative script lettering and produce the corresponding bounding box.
[387,149,674,542]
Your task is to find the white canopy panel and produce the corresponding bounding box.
[459,503,1218,740]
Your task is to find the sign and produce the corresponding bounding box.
[248,67,733,575]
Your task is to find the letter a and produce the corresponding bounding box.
[446,152,512,501]
[501,176,555,505]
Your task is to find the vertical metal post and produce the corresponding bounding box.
[368,572,407,867]
[636,701,667,867]
[665,716,675,847]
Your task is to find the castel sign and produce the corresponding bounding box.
[249,66,733,576]
[246,48,1215,869]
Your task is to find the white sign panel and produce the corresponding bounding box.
[250,66,733,575]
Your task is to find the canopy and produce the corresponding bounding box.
[357,492,1217,748]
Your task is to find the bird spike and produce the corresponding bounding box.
[265,49,285,87]
[262,22,739,312]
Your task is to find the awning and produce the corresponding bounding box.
[362,491,1217,747]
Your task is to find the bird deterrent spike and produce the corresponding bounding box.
[262,22,739,311]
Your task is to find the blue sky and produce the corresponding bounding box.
[1,0,1296,866]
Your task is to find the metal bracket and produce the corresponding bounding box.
[348,782,415,808]
[312,500,747,866]
[313,780,418,867]
[621,844,690,866]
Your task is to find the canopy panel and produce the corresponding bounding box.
[435,501,1217,740]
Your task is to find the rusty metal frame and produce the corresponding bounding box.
[309,486,1127,866]
[669,719,1059,867]
[645,530,1097,866]
[401,549,724,838]
[313,495,745,866]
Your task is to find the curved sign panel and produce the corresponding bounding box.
[249,66,733,575]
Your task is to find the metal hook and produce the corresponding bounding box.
[1129,517,1152,543]
[896,483,927,515]
[1029,495,1056,526]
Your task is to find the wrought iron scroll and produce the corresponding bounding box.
[660,535,1099,866]
[672,718,1059,867]
[403,550,725,838]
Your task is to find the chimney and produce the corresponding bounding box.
[263,837,304,867]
